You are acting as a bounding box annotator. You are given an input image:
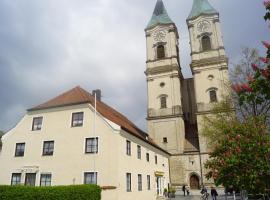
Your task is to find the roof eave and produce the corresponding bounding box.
[186,12,219,21]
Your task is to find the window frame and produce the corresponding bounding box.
[15,143,25,157]
[42,141,54,156]
[32,117,43,131]
[84,172,97,185]
[201,35,212,51]
[163,137,168,143]
[85,137,98,154]
[71,112,84,127]
[146,152,150,162]
[209,89,218,102]
[126,173,131,192]
[40,174,52,186]
[137,145,141,159]
[147,175,151,190]
[126,140,131,156]
[155,155,158,164]
[157,45,165,59]
[11,173,21,185]
[138,174,142,191]
[160,96,167,109]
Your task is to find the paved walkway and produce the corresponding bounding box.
[167,190,241,200]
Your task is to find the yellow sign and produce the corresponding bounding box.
[155,171,164,177]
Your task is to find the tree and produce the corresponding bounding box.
[203,1,270,194]
[203,101,270,193]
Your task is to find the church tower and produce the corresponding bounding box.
[145,0,185,155]
[186,0,229,185]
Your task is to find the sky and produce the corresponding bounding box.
[0,0,269,133]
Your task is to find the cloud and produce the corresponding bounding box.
[0,0,268,132]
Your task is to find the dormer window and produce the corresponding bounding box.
[157,45,165,59]
[202,35,211,51]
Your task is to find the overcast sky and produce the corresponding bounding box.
[0,0,269,132]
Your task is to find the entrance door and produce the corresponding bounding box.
[25,173,36,186]
[156,177,163,196]
[190,175,199,189]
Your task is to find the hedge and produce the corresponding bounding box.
[0,185,101,200]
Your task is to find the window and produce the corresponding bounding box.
[126,173,131,192]
[155,155,158,164]
[15,143,25,157]
[163,137,168,143]
[138,174,142,191]
[146,153,149,162]
[40,174,52,186]
[25,173,36,186]
[209,90,217,102]
[202,35,211,51]
[11,173,21,185]
[84,172,97,184]
[160,96,167,109]
[32,117,43,131]
[43,141,54,156]
[157,45,165,59]
[147,175,151,190]
[137,145,141,159]
[126,140,131,156]
[72,112,84,127]
[85,138,98,153]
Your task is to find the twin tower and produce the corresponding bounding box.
[145,0,228,188]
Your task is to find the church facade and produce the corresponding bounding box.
[145,0,229,189]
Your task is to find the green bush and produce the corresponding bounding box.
[0,185,101,200]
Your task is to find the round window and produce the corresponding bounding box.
[160,82,165,87]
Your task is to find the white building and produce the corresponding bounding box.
[0,86,170,200]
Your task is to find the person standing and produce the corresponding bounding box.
[211,187,218,200]
[186,186,190,196]
[182,185,186,196]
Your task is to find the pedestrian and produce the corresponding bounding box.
[182,185,186,196]
[186,186,190,196]
[211,187,218,200]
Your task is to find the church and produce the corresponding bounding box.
[145,0,228,189]
[0,0,229,199]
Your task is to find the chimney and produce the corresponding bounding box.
[92,89,101,101]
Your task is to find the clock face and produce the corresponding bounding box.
[197,20,211,32]
[153,30,166,41]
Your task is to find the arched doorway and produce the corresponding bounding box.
[190,174,200,189]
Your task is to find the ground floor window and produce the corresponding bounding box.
[40,174,52,186]
[25,173,36,186]
[126,173,131,192]
[11,173,21,185]
[138,174,142,191]
[84,172,97,184]
[147,175,151,190]
[156,176,164,196]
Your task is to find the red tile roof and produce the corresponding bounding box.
[28,86,169,155]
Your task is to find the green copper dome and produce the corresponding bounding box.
[187,0,218,20]
[146,0,174,30]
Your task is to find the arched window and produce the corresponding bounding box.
[209,90,217,102]
[157,45,165,59]
[160,96,167,109]
[201,35,211,51]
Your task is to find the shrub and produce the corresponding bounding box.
[0,185,101,200]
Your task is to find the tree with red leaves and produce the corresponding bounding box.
[203,1,270,194]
